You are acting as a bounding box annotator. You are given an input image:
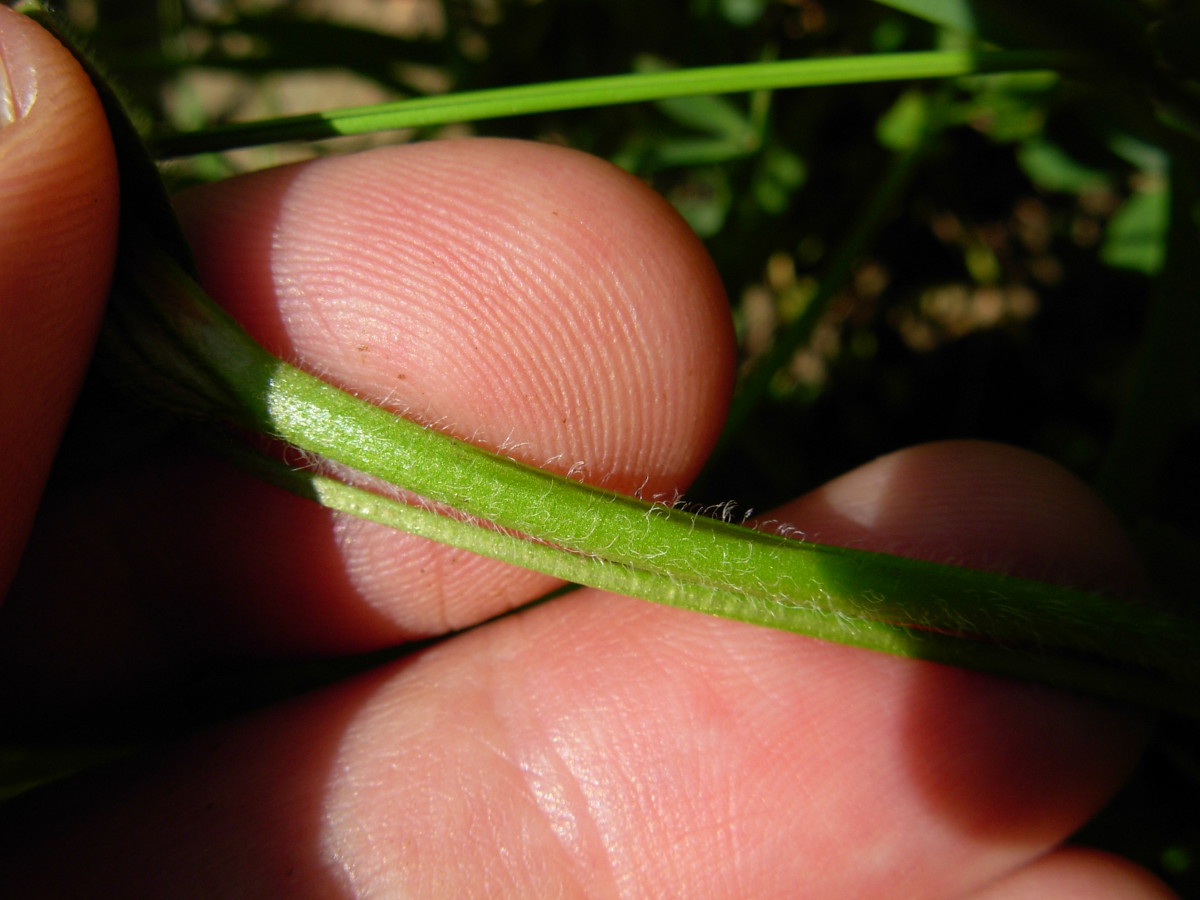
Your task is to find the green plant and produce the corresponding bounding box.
[8,0,1200,890]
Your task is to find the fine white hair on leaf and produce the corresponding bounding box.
[666,496,753,526]
[495,427,535,459]
[652,487,684,507]
[375,380,404,410]
[767,521,809,541]
[633,473,653,500]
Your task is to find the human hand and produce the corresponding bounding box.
[0,9,1178,897]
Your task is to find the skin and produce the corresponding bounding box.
[0,5,118,596]
[0,8,1179,898]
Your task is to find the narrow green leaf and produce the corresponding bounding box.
[633,57,757,143]
[101,244,1200,717]
[153,49,1067,157]
[239,445,1200,716]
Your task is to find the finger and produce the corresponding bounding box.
[0,7,118,597]
[0,139,733,718]
[175,137,731,494]
[966,847,1177,899]
[0,441,1157,897]
[169,137,735,645]
[772,438,1146,594]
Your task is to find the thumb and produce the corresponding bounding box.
[0,6,119,597]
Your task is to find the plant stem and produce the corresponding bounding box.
[103,241,1200,717]
[152,49,1067,158]
[235,445,1199,717]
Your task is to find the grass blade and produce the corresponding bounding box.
[152,49,1066,157]
[231,445,1200,717]
[102,242,1200,717]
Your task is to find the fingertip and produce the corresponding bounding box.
[760,439,1153,861]
[166,138,736,640]
[774,439,1146,595]
[0,138,735,710]
[969,846,1179,899]
[0,7,119,595]
[0,440,1164,896]
[175,138,735,492]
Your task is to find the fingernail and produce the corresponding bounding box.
[0,13,39,128]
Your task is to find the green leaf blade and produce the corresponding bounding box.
[153,50,1067,157]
